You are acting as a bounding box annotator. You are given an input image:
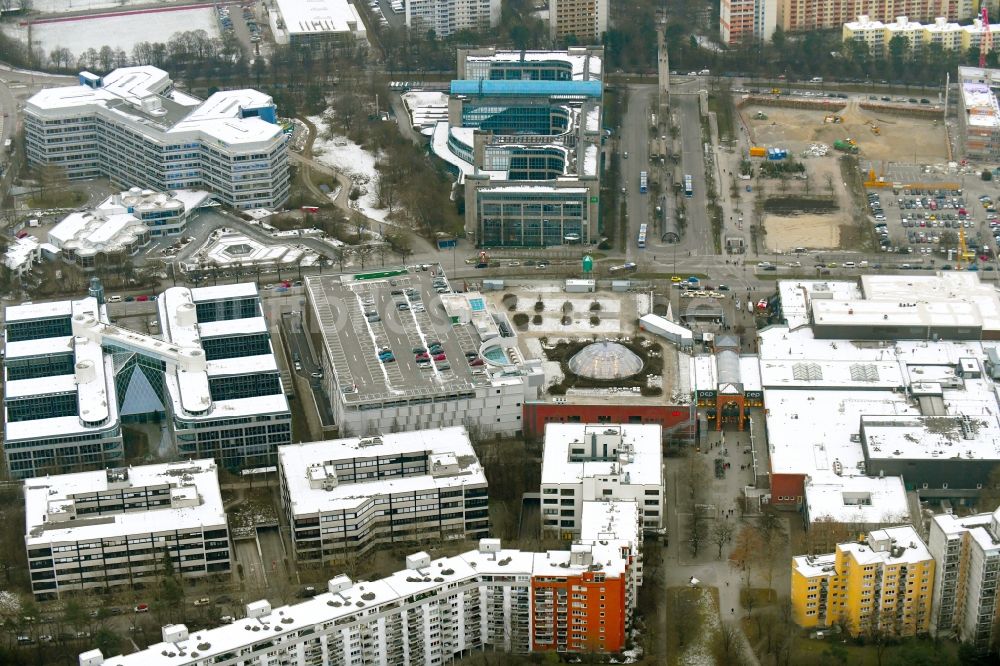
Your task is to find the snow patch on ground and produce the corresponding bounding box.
[28,0,158,14]
[527,297,620,314]
[308,115,393,225]
[679,589,722,666]
[634,292,652,316]
[533,315,620,334]
[2,7,220,58]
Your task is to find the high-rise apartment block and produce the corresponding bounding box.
[82,516,641,665]
[791,526,934,636]
[26,460,230,599]
[928,507,1000,652]
[25,67,289,209]
[406,0,501,37]
[843,15,1000,55]
[278,427,490,563]
[540,423,664,538]
[720,0,778,45]
[781,0,975,32]
[549,0,608,42]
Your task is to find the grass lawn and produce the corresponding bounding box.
[708,92,736,143]
[665,586,721,666]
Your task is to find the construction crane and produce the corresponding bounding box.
[958,225,975,269]
[981,6,991,69]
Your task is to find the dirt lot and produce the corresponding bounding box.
[765,214,842,250]
[756,153,857,251]
[744,100,948,164]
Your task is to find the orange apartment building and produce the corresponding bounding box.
[781,0,976,32]
[531,500,640,653]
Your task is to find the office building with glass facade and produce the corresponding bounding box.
[431,48,605,247]
[2,282,291,479]
[25,460,230,599]
[24,68,289,210]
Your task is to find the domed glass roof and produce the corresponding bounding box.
[567,341,643,380]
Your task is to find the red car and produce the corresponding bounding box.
[469,358,484,366]
[416,353,429,361]
[135,295,149,302]
[433,353,446,361]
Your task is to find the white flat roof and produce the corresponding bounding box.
[839,525,931,566]
[4,299,73,322]
[932,508,1000,552]
[191,282,260,302]
[793,551,837,579]
[464,50,603,81]
[4,335,73,359]
[273,0,365,35]
[95,538,630,666]
[861,413,1000,462]
[541,423,663,487]
[764,388,917,478]
[278,427,485,515]
[962,81,1000,129]
[27,67,282,147]
[196,316,268,339]
[579,500,639,545]
[24,459,225,546]
[805,475,910,525]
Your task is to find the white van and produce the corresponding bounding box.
[106,295,122,303]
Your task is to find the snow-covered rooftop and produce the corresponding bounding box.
[541,423,663,487]
[92,535,631,666]
[931,507,1000,552]
[839,525,931,566]
[804,475,910,525]
[278,427,485,515]
[24,459,225,546]
[27,67,283,147]
[273,0,366,36]
[463,49,603,81]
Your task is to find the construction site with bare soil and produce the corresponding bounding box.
[738,98,950,252]
[743,99,949,164]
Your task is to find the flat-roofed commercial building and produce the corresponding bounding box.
[278,427,489,562]
[432,48,604,247]
[268,0,368,50]
[2,282,291,478]
[760,275,1000,512]
[24,67,289,209]
[959,66,1000,160]
[304,266,543,437]
[48,188,210,270]
[3,295,124,479]
[25,460,230,599]
[540,423,664,538]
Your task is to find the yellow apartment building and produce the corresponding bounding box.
[792,526,934,636]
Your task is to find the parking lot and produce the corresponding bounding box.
[307,266,491,402]
[867,186,999,269]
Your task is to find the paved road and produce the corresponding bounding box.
[0,65,76,207]
[619,85,654,262]
[675,92,714,257]
[234,538,267,591]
